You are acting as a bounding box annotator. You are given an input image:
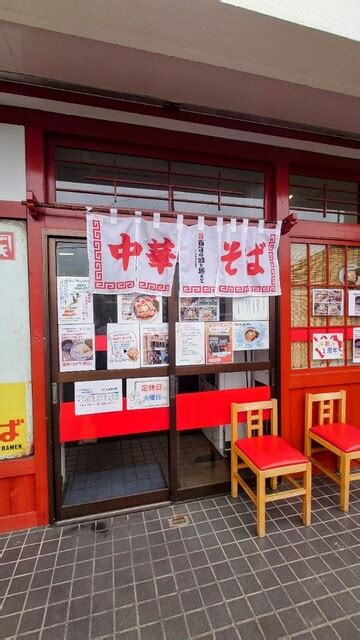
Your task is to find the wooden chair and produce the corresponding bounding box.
[231,399,311,537]
[305,390,360,512]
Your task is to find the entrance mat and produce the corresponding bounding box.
[194,452,223,463]
[63,462,167,506]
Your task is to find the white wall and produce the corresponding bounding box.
[221,1,360,42]
[0,124,26,201]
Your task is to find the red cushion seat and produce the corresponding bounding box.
[310,423,360,453]
[234,435,308,471]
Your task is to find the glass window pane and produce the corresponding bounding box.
[290,175,359,224]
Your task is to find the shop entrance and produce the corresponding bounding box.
[48,234,276,521]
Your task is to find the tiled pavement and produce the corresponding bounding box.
[0,476,359,640]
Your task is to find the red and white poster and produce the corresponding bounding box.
[179,222,219,297]
[312,332,344,360]
[87,214,139,293]
[216,222,248,297]
[137,219,180,296]
[244,223,281,296]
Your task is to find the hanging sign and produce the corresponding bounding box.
[137,219,180,295]
[87,213,281,298]
[216,222,248,296]
[57,276,93,324]
[312,332,344,360]
[179,223,219,297]
[87,214,139,293]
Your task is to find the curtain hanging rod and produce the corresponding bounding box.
[23,193,297,234]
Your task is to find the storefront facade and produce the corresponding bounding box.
[1,88,360,532]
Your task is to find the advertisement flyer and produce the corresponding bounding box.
[140,323,169,367]
[127,377,169,409]
[176,322,205,366]
[233,321,269,351]
[59,324,95,372]
[205,322,233,364]
[312,289,344,317]
[107,324,140,370]
[57,276,93,324]
[74,380,123,415]
[232,296,269,321]
[117,294,163,323]
[353,328,360,363]
[348,291,360,317]
[179,297,219,322]
[312,332,344,360]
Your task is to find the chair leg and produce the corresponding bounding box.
[340,454,350,512]
[270,475,278,491]
[302,463,312,526]
[256,472,266,537]
[231,448,238,498]
[304,434,312,459]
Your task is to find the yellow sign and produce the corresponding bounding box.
[0,383,30,459]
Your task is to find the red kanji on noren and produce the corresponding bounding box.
[247,242,266,276]
[146,237,176,274]
[221,241,242,276]
[108,233,143,271]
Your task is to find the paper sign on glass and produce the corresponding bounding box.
[232,296,269,321]
[348,291,360,317]
[176,322,205,366]
[233,321,269,350]
[205,322,233,364]
[127,377,169,409]
[353,328,360,363]
[312,332,344,360]
[140,323,169,367]
[75,380,123,415]
[107,324,140,369]
[179,297,219,322]
[312,289,343,317]
[57,276,93,324]
[59,324,95,372]
[117,294,163,323]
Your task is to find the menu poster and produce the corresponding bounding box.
[59,324,95,372]
[117,294,163,323]
[179,297,219,322]
[127,377,169,410]
[140,323,169,367]
[75,380,123,416]
[205,322,233,364]
[353,328,360,363]
[312,289,344,317]
[176,322,205,366]
[348,291,360,317]
[312,332,344,360]
[107,324,140,370]
[57,277,93,324]
[232,296,269,321]
[233,321,269,351]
